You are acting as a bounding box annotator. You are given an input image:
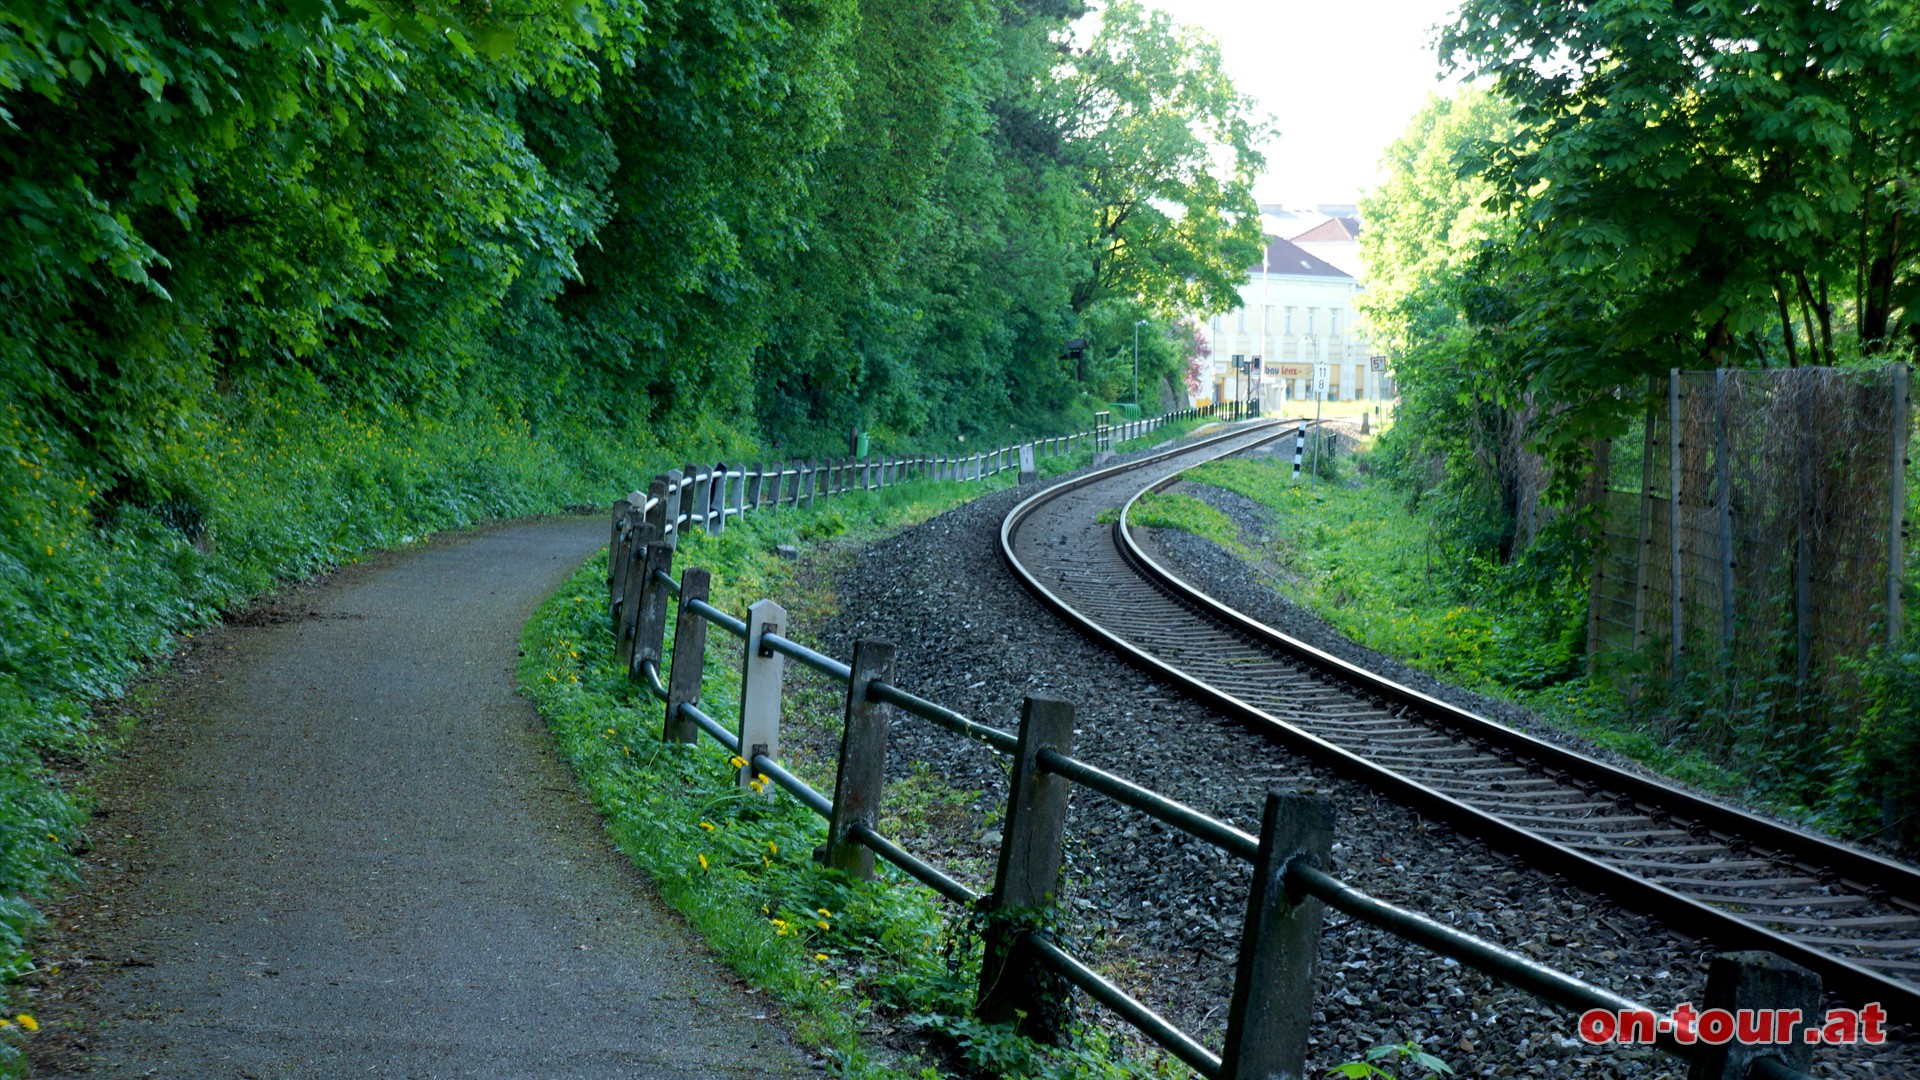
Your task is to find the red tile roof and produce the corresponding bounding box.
[1288,216,1361,243]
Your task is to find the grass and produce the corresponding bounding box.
[521,479,1195,1079]
[1162,453,1752,801]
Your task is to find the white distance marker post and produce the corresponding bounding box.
[1311,363,1329,478]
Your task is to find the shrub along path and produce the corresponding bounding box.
[28,516,810,1077]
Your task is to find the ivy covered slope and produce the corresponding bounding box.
[1,0,1270,1036]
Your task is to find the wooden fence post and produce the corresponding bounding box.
[1583,439,1610,675]
[746,462,764,511]
[608,497,631,608]
[820,640,897,876]
[613,518,655,664]
[977,695,1076,1038]
[628,540,675,680]
[678,464,700,540]
[1685,952,1822,1080]
[738,599,787,791]
[1889,363,1909,647]
[1714,371,1735,652]
[647,473,672,540]
[1669,370,1685,677]
[690,463,713,534]
[662,567,712,744]
[1219,789,1333,1080]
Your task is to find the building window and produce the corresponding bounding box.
[1307,308,1317,336]
[1284,307,1293,335]
[1236,308,1247,332]
[1263,305,1274,333]
[1330,310,1339,336]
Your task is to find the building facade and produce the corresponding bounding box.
[1200,228,1388,413]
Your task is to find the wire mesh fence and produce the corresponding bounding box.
[1587,366,1911,748]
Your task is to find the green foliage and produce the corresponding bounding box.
[1056,0,1268,319]
[0,0,1272,1046]
[1327,1042,1454,1080]
[520,492,1198,1078]
[1182,457,1584,691]
[1115,491,1245,555]
[1836,646,1920,849]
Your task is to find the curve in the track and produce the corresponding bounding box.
[1001,421,1920,1019]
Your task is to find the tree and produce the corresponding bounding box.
[1439,0,1920,383]
[1052,0,1269,318]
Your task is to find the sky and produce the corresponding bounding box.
[1145,0,1465,209]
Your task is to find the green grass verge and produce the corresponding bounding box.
[1169,455,1750,800]
[519,481,1195,1079]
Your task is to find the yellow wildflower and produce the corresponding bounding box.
[815,919,831,931]
[815,953,828,962]
[697,854,709,871]
[15,1015,34,1032]
[729,755,747,769]
[699,821,715,831]
[766,841,778,855]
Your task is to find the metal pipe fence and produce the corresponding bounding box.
[601,422,1821,1080]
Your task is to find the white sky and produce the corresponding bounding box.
[1144,0,1465,208]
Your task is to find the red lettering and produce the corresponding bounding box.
[1821,1009,1859,1045]
[1579,1010,1617,1043]
[1774,1008,1803,1045]
[1621,1009,1658,1044]
[1671,1003,1699,1044]
[1698,1008,1735,1045]
[1861,1003,1887,1044]
[1735,1008,1770,1044]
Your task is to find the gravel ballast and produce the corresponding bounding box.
[793,443,1913,1078]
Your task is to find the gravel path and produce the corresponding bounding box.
[27,517,810,1078]
[803,446,1913,1078]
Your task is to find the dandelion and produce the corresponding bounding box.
[729,755,747,769]
[699,821,715,831]
[766,841,778,855]
[814,953,828,962]
[14,1015,34,1032]
[697,854,709,871]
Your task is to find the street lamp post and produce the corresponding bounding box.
[1132,319,1148,410]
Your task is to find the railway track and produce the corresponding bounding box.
[1001,419,1920,1020]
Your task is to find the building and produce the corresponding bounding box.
[1200,223,1389,412]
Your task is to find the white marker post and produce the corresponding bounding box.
[1311,362,1330,478]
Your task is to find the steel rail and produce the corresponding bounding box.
[997,421,1920,1018]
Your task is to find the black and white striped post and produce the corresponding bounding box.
[1290,423,1307,481]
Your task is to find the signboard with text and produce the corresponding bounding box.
[1313,363,1330,397]
[1270,363,1314,379]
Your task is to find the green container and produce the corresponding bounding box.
[856,431,870,458]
